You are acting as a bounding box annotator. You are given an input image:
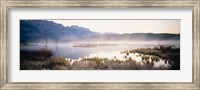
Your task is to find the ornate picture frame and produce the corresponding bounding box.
[0,0,199,89]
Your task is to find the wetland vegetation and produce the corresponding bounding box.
[20,20,180,70]
[20,45,179,70]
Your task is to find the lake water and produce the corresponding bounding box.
[20,40,180,59]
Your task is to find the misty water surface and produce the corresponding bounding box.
[20,40,180,59]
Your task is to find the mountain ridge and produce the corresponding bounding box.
[20,20,180,43]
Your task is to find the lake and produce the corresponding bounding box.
[20,40,180,59]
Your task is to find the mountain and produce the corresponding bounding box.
[20,20,99,43]
[20,20,180,43]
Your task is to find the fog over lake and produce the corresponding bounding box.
[21,40,179,59]
[20,20,181,70]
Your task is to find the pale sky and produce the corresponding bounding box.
[49,20,180,34]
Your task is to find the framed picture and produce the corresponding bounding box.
[1,0,199,89]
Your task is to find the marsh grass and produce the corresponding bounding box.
[129,45,180,70]
[20,49,72,69]
[20,45,179,70]
[20,48,53,61]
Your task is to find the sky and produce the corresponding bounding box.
[50,20,180,34]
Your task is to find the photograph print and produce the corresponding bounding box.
[20,19,180,70]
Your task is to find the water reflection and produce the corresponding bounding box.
[65,51,171,68]
[20,41,179,59]
[20,41,179,70]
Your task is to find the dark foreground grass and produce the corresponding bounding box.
[20,48,53,61]
[129,45,180,70]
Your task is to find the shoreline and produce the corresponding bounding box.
[20,45,180,70]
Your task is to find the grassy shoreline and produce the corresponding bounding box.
[20,45,180,70]
[128,45,180,70]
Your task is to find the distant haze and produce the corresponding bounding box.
[49,20,180,34]
[20,20,180,43]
